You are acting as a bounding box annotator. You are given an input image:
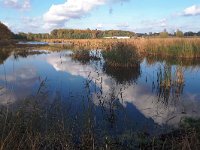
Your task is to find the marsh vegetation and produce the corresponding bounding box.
[144,38,200,58]
[41,38,200,59]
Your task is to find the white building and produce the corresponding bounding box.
[104,36,130,39]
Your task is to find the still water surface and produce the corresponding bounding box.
[0,48,200,133]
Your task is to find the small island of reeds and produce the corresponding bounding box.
[102,42,140,68]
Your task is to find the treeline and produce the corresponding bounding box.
[16,29,200,40]
[1,21,200,41]
[158,29,200,38]
[139,29,200,38]
[16,29,136,40]
[0,22,14,40]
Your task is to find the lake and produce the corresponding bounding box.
[0,46,200,139]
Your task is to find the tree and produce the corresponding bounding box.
[160,29,169,38]
[184,31,195,37]
[197,31,200,36]
[51,29,58,38]
[0,22,14,40]
[175,29,184,37]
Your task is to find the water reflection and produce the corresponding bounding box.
[103,63,141,84]
[13,50,49,59]
[70,50,101,65]
[154,64,185,105]
[18,41,48,45]
[146,55,200,67]
[0,65,42,104]
[0,48,200,128]
[0,49,12,64]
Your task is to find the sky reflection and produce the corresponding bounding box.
[0,50,200,127]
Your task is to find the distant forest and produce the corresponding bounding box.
[15,29,200,40]
[16,29,136,40]
[1,22,200,41]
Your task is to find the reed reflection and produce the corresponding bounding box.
[154,64,185,107]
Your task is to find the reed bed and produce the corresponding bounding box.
[42,38,200,58]
[144,38,200,58]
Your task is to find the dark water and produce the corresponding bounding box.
[0,48,200,134]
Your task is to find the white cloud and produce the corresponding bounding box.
[44,0,106,25]
[21,17,43,30]
[0,66,39,105]
[11,17,48,33]
[116,22,129,28]
[2,0,31,10]
[183,5,200,16]
[141,18,167,28]
[96,23,103,29]
[136,18,169,33]
[43,0,129,29]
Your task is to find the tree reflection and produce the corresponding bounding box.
[13,50,48,60]
[0,49,11,64]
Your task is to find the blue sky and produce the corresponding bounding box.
[0,0,200,33]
